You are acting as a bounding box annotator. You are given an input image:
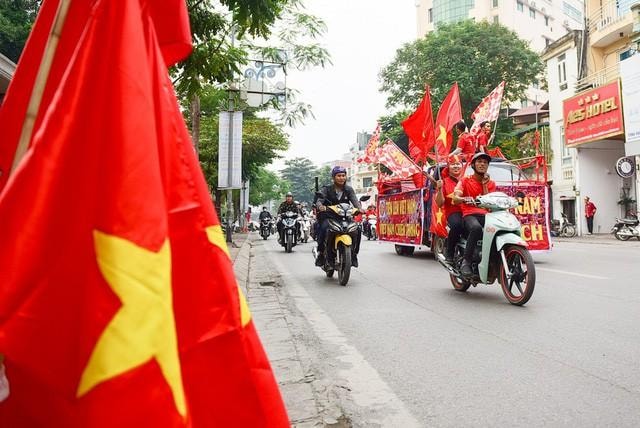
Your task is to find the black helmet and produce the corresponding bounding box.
[471,152,491,165]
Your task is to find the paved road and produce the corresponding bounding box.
[261,236,640,427]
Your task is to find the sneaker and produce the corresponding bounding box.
[444,251,454,264]
[315,253,325,267]
[460,260,473,277]
[351,255,359,268]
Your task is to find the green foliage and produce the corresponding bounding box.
[249,167,289,206]
[0,0,41,62]
[280,157,317,204]
[379,20,545,122]
[316,165,332,189]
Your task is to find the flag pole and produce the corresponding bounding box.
[11,0,72,174]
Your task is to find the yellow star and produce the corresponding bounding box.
[205,225,251,327]
[435,208,444,225]
[78,231,186,417]
[436,125,448,149]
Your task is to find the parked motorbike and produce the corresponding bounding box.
[611,216,640,241]
[550,212,576,238]
[437,192,536,306]
[260,218,271,240]
[279,211,299,253]
[365,214,378,240]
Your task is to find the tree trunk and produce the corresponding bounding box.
[190,95,201,155]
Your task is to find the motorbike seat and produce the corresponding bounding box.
[619,218,639,225]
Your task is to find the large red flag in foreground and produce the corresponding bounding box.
[402,87,435,164]
[0,1,288,427]
[433,83,462,161]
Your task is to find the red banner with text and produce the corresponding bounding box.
[378,189,424,245]
[497,183,551,251]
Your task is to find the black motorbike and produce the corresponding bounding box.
[280,211,299,253]
[260,218,271,240]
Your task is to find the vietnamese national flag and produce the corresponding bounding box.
[402,87,436,164]
[433,83,462,160]
[0,1,288,427]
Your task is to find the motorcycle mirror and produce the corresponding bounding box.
[515,191,526,199]
[359,195,371,202]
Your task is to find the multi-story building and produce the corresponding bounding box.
[348,131,378,206]
[0,53,16,105]
[415,0,585,107]
[542,1,640,235]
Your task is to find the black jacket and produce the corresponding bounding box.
[316,184,361,210]
[278,201,300,215]
[259,211,272,220]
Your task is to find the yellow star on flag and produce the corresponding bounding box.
[78,231,186,417]
[205,225,251,327]
[435,208,444,225]
[436,125,448,149]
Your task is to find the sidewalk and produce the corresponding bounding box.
[553,232,640,246]
[230,233,349,428]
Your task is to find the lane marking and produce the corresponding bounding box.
[537,267,609,280]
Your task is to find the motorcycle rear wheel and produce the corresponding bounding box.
[615,226,632,241]
[338,244,352,286]
[561,225,576,238]
[499,245,535,306]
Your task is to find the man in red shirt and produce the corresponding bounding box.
[453,152,496,276]
[451,121,476,161]
[435,154,464,263]
[584,196,597,234]
[475,121,493,154]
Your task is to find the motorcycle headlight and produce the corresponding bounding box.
[494,197,518,209]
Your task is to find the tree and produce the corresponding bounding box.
[249,167,289,206]
[0,0,41,63]
[280,157,317,204]
[379,20,545,120]
[315,165,332,190]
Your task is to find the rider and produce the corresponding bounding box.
[450,120,476,161]
[435,154,464,264]
[315,166,362,267]
[475,121,493,154]
[277,192,301,244]
[453,152,496,276]
[364,204,377,236]
[259,206,273,221]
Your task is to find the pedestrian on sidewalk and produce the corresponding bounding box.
[585,196,597,234]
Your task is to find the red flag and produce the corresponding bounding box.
[402,87,435,164]
[376,140,422,179]
[357,123,381,164]
[430,200,448,238]
[470,81,505,135]
[434,83,462,160]
[0,1,287,427]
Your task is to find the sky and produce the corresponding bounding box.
[274,1,417,168]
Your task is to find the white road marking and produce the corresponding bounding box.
[537,267,609,280]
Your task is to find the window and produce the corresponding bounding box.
[557,53,567,90]
[521,99,528,108]
[620,49,632,61]
[544,36,552,47]
[529,7,536,18]
[517,1,524,12]
[428,8,433,23]
[492,0,498,7]
[362,177,373,188]
[493,15,499,24]
[544,16,549,26]
[563,1,582,22]
[431,0,474,26]
[561,127,572,165]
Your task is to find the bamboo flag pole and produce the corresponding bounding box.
[11,0,72,174]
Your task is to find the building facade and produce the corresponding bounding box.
[542,2,640,235]
[0,53,17,105]
[348,131,378,206]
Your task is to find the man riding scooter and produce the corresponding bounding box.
[277,192,301,244]
[452,152,496,277]
[363,204,377,238]
[315,166,362,267]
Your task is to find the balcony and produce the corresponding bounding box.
[575,62,620,92]
[588,0,635,47]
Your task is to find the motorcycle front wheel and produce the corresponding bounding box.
[499,245,535,306]
[285,234,293,253]
[337,244,352,286]
[615,226,632,241]
[561,225,576,238]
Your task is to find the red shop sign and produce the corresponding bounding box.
[562,80,624,147]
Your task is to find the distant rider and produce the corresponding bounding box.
[316,166,362,267]
[259,206,273,221]
[453,152,496,276]
[364,205,377,236]
[277,192,301,244]
[435,154,464,265]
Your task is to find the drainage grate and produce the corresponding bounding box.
[258,281,277,287]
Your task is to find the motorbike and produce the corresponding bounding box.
[279,211,299,253]
[297,214,311,243]
[259,218,271,240]
[437,192,536,306]
[365,214,378,240]
[611,216,640,241]
[550,212,576,238]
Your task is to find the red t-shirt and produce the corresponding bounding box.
[476,131,490,152]
[366,209,377,217]
[442,176,461,218]
[456,175,497,217]
[585,202,597,217]
[456,132,476,159]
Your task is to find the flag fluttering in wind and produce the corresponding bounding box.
[0,1,288,426]
[376,140,422,179]
[469,81,505,135]
[357,123,381,164]
[402,87,436,164]
[433,83,463,161]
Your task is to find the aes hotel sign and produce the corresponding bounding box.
[563,80,625,147]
